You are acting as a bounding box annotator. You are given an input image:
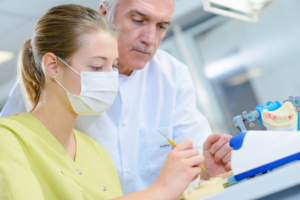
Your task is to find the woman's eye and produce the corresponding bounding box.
[113,65,118,71]
[91,66,103,71]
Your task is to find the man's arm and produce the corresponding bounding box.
[172,66,232,177]
[172,66,212,155]
[0,81,27,118]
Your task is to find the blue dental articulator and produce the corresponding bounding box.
[228,95,300,184]
[232,95,300,132]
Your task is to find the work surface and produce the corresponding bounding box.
[201,161,300,200]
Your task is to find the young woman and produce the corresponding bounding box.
[0,4,204,200]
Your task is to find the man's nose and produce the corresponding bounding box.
[140,24,156,46]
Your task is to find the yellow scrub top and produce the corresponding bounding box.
[0,113,123,200]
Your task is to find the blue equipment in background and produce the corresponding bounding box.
[233,96,300,133]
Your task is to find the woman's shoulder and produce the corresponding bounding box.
[0,113,38,130]
[0,113,29,127]
[0,113,41,140]
[0,114,34,149]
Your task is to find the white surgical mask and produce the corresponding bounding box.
[55,57,118,115]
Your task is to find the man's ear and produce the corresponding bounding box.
[99,4,108,19]
[43,52,58,80]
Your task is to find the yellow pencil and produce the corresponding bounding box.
[157,130,214,178]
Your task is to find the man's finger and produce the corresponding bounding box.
[222,151,232,164]
[174,138,193,152]
[214,143,232,163]
[203,133,221,152]
[225,161,232,171]
[210,135,232,154]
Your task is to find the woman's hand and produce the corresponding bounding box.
[151,139,204,200]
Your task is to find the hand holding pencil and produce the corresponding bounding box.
[152,138,204,199]
[157,130,214,178]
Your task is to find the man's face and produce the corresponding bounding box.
[113,0,174,71]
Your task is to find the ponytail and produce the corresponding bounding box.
[18,4,117,112]
[19,39,45,112]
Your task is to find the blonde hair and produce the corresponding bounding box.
[19,4,117,112]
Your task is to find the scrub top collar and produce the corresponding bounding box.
[18,113,80,164]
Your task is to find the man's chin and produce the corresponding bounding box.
[117,60,148,75]
[119,51,156,73]
[124,59,151,71]
[127,51,154,69]
[130,63,148,70]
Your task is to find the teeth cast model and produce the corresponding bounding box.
[262,102,298,131]
[182,177,224,200]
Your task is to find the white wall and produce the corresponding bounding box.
[197,0,300,106]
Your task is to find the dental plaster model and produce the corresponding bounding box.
[182,177,224,200]
[262,102,297,131]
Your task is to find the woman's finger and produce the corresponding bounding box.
[182,148,200,159]
[188,155,204,167]
[174,139,194,152]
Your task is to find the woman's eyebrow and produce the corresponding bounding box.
[89,56,119,62]
[89,56,107,60]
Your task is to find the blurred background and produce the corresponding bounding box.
[0,0,299,135]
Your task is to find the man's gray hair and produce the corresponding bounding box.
[101,0,176,24]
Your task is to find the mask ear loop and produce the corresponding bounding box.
[54,79,68,92]
[55,56,81,97]
[54,79,79,97]
[57,56,81,76]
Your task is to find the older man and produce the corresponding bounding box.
[0,0,232,195]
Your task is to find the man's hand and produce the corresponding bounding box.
[202,133,232,177]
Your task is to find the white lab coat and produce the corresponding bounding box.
[0,49,212,194]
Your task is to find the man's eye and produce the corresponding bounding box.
[91,66,103,71]
[133,19,143,23]
[159,25,166,30]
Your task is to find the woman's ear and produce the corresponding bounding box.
[43,53,58,79]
